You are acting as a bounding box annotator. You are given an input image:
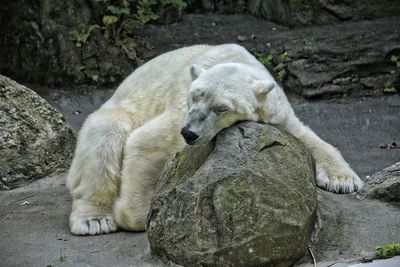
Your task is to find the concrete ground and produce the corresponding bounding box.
[1,90,399,266]
[291,95,400,179]
[0,174,156,267]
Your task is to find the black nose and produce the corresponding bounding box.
[181,126,199,144]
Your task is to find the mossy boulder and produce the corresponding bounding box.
[0,75,75,189]
[147,121,317,267]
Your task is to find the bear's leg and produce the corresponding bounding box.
[67,108,134,235]
[114,110,184,231]
[286,116,363,193]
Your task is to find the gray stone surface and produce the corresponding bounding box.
[148,122,317,267]
[361,162,400,202]
[0,174,163,267]
[308,190,400,263]
[187,0,400,27]
[0,76,75,190]
[290,96,400,180]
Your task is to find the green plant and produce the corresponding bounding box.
[273,62,285,80]
[136,0,186,24]
[91,0,186,59]
[136,0,160,23]
[255,51,289,81]
[256,53,273,66]
[98,0,186,42]
[383,86,398,94]
[59,248,67,263]
[375,243,400,259]
[390,55,400,68]
[98,0,131,43]
[73,0,186,64]
[71,25,100,47]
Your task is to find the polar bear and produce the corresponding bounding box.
[67,44,363,235]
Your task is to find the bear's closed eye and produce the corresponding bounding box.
[213,105,230,113]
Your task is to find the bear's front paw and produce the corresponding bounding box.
[113,199,146,232]
[70,213,117,235]
[316,163,363,193]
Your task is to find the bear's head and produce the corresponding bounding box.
[181,63,275,145]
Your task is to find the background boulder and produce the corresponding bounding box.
[0,75,75,189]
[147,122,317,267]
[360,162,400,202]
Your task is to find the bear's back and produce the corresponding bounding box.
[105,45,213,109]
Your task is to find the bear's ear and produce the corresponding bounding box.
[190,64,206,80]
[252,80,275,98]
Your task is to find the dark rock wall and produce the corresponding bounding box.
[0,0,134,86]
[1,0,399,97]
[135,15,400,98]
[188,0,400,27]
[270,21,400,97]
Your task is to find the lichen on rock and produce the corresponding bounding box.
[147,121,317,267]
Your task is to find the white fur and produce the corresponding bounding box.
[67,44,363,235]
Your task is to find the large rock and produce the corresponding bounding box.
[278,22,400,98]
[188,0,400,27]
[0,75,75,190]
[296,165,400,266]
[360,162,400,202]
[147,122,317,267]
[297,189,400,266]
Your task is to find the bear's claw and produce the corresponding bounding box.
[70,214,117,235]
[316,164,363,193]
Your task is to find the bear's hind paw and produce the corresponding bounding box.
[70,214,117,235]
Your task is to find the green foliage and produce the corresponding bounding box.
[273,63,285,80]
[375,243,400,259]
[136,0,187,24]
[107,5,130,15]
[98,0,132,45]
[383,86,398,94]
[255,51,289,81]
[74,0,186,61]
[71,25,100,47]
[137,0,160,24]
[117,37,138,60]
[166,0,186,6]
[390,55,400,68]
[59,248,67,263]
[256,54,273,65]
